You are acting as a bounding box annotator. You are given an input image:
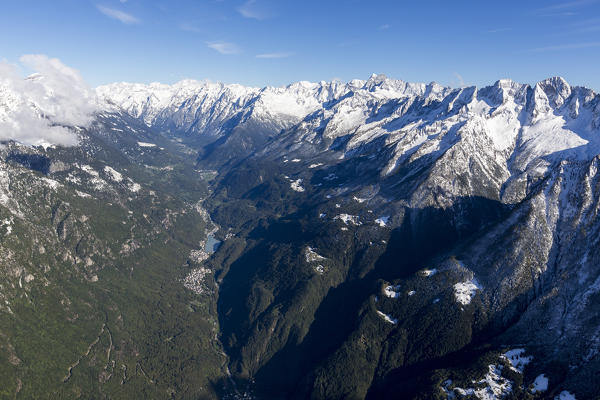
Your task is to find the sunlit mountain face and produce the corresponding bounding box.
[1,57,598,399]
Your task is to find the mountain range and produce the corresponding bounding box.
[1,72,598,399]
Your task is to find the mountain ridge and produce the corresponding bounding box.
[2,71,600,399]
[95,76,600,202]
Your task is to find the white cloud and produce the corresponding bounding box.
[207,41,240,55]
[530,41,600,51]
[487,27,511,33]
[96,5,139,24]
[256,52,293,59]
[0,55,97,147]
[238,0,269,20]
[537,0,597,12]
[578,24,600,32]
[570,17,600,33]
[379,24,390,30]
[453,72,465,87]
[180,22,201,33]
[535,0,598,16]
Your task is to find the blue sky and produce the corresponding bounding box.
[1,0,600,89]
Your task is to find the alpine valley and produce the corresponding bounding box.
[1,71,600,399]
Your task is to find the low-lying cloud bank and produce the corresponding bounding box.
[0,55,97,147]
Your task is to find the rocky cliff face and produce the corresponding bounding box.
[184,75,598,399]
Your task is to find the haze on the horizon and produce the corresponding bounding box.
[1,0,600,90]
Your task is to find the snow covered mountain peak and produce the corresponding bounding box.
[531,76,572,116]
[95,75,451,135]
[0,56,97,147]
[94,76,600,176]
[0,72,569,189]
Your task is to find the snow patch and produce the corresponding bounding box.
[80,165,99,177]
[334,214,361,225]
[2,217,13,234]
[305,246,327,263]
[41,177,61,189]
[375,216,389,227]
[383,284,401,299]
[531,374,548,393]
[453,278,481,305]
[376,310,398,324]
[75,190,92,198]
[501,349,532,373]
[555,391,576,400]
[290,178,305,192]
[137,141,156,147]
[103,166,123,182]
[422,268,437,277]
[129,182,141,192]
[452,365,512,400]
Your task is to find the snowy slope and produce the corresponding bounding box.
[98,75,600,202]
[96,78,349,137]
[95,74,445,137]
[0,57,97,147]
